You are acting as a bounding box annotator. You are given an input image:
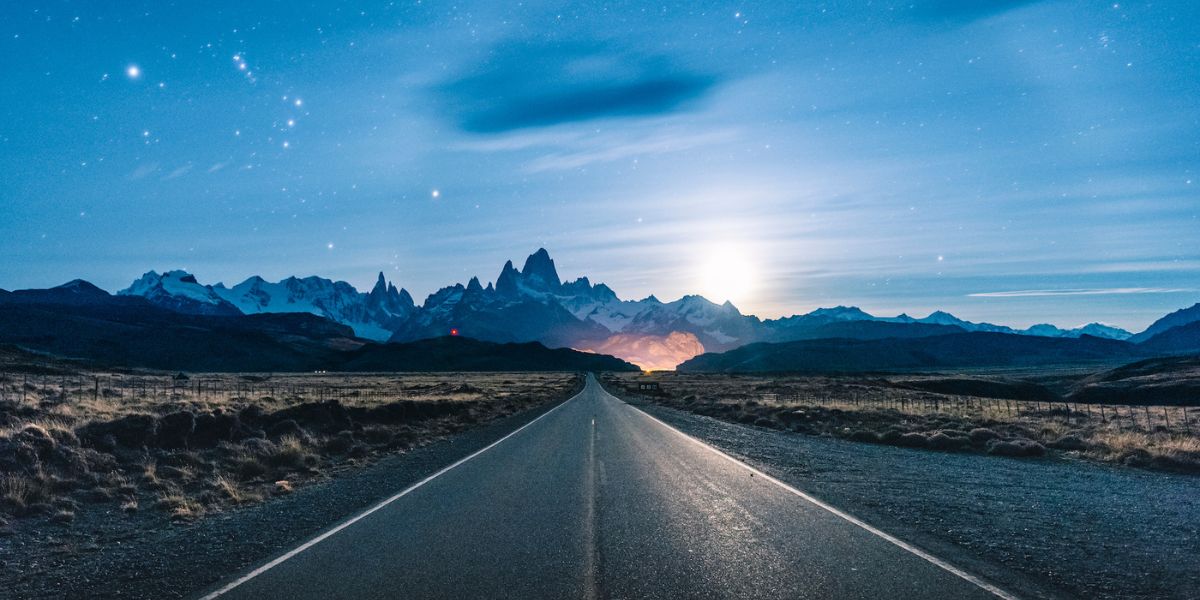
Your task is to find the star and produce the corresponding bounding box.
[326,242,334,250]
[126,65,141,79]
[431,189,441,198]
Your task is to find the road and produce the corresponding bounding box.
[199,374,1013,599]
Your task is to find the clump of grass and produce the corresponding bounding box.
[267,435,315,470]
[0,473,52,516]
[211,476,262,505]
[155,492,203,521]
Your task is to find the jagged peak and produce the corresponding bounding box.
[521,248,561,289]
[466,276,483,293]
[370,271,388,295]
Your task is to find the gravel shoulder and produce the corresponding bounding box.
[625,397,1199,600]
[0,390,578,600]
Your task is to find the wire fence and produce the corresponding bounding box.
[756,391,1194,435]
[0,372,439,410]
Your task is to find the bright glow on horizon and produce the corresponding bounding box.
[696,243,757,306]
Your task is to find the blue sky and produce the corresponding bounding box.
[1,1,1197,331]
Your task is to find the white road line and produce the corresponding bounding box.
[197,383,586,599]
[610,390,1021,600]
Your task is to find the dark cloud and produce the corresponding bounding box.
[912,0,1044,22]
[440,41,717,133]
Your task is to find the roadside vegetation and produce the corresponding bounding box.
[0,348,580,526]
[603,371,1200,473]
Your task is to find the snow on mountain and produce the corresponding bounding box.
[121,270,414,341]
[118,270,241,316]
[114,249,1147,369]
[211,272,415,341]
[1071,323,1133,340]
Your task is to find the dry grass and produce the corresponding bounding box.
[0,355,581,524]
[604,372,1200,473]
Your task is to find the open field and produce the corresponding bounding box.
[0,349,581,527]
[603,371,1200,473]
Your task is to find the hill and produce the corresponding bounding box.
[0,283,635,372]
[1069,355,1200,405]
[338,336,637,372]
[677,332,1139,373]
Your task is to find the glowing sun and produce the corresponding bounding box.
[697,244,757,305]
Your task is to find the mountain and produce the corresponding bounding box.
[120,270,416,341]
[1137,321,1200,355]
[577,331,706,372]
[0,284,361,371]
[0,283,634,372]
[119,270,241,316]
[677,332,1140,373]
[1129,303,1200,343]
[212,272,415,341]
[80,249,1187,369]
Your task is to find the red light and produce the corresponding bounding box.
[450,328,459,336]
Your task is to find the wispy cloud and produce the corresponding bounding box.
[162,164,193,180]
[524,129,738,173]
[127,162,160,181]
[968,288,1195,298]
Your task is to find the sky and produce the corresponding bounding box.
[1,0,1197,332]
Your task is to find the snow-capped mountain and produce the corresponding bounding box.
[120,270,414,341]
[115,249,1139,368]
[119,270,241,316]
[212,273,416,342]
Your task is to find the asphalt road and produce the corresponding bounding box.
[199,374,1013,600]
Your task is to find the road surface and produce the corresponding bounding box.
[199,374,1013,599]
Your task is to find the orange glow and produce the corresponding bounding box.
[450,328,459,336]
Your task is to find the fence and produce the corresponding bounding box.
[758,390,1193,434]
[0,371,427,410]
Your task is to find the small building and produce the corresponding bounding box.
[637,381,660,392]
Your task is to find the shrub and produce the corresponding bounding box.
[986,438,1046,457]
[928,432,969,451]
[895,433,929,448]
[969,428,1000,444]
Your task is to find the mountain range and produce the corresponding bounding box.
[101,248,1173,369]
[0,280,634,372]
[2,248,1197,371]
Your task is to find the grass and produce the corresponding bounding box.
[603,371,1200,473]
[0,351,582,525]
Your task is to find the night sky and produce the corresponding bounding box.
[1,1,1197,330]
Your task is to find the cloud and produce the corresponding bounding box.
[439,40,717,133]
[162,164,193,180]
[127,162,160,181]
[911,0,1044,22]
[524,128,738,173]
[968,287,1195,298]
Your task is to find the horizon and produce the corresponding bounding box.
[2,2,1198,332]
[5,245,1196,334]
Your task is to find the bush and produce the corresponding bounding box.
[969,428,1000,444]
[928,432,969,451]
[986,438,1046,457]
[895,433,929,448]
[156,411,196,449]
[849,430,879,443]
[1050,435,1088,451]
